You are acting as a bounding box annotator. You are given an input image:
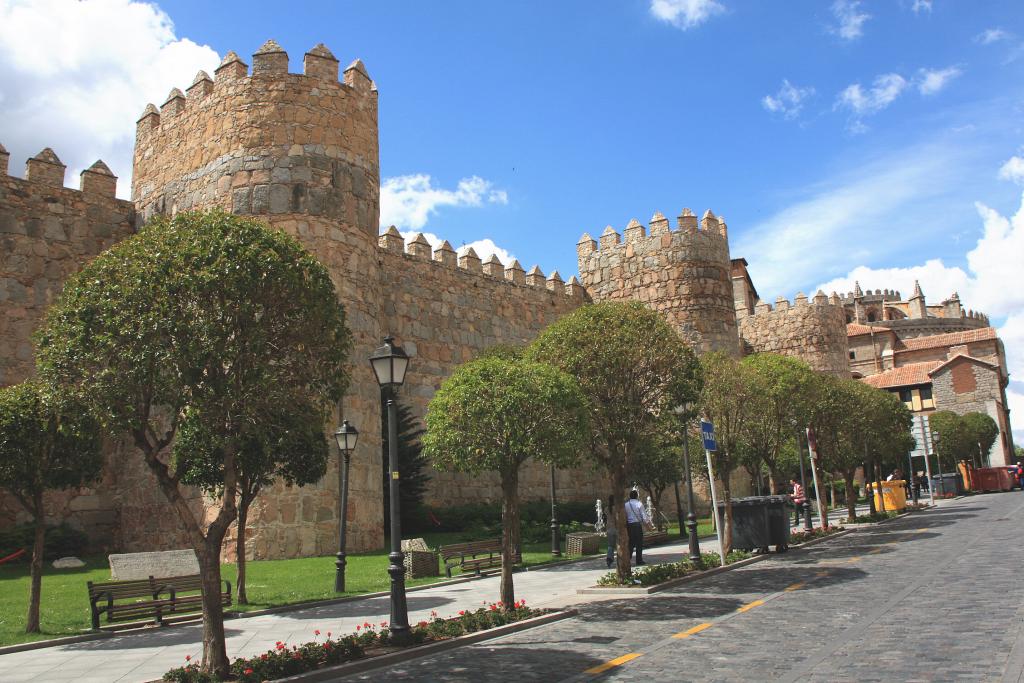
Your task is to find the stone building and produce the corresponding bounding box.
[0,41,1016,558]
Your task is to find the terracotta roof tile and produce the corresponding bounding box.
[860,361,943,389]
[897,327,997,352]
[846,323,874,336]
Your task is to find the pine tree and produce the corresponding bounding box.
[382,400,431,529]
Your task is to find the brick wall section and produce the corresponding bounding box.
[577,209,740,356]
[738,293,850,377]
[0,148,136,547]
[931,359,1007,464]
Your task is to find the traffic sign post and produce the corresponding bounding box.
[700,420,726,567]
[805,427,828,528]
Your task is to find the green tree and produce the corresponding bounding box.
[526,302,701,581]
[0,381,102,633]
[35,210,351,676]
[740,354,818,494]
[632,429,685,526]
[698,351,754,555]
[382,400,430,530]
[929,411,972,471]
[174,404,330,604]
[422,356,587,607]
[961,412,999,466]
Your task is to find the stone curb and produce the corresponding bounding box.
[0,630,114,656]
[268,609,579,682]
[576,528,857,596]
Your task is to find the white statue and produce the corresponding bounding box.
[645,495,654,523]
[595,498,605,533]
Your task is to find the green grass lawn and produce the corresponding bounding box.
[0,520,714,647]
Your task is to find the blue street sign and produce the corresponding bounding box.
[700,420,717,452]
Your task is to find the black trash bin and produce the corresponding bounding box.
[716,496,791,553]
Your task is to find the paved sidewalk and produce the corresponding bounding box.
[0,529,727,682]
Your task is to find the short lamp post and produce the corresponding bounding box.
[674,403,701,563]
[794,423,813,531]
[370,335,411,646]
[333,420,358,593]
[931,431,944,497]
[549,464,561,557]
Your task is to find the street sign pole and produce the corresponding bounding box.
[700,420,726,568]
[806,427,828,528]
[917,416,935,506]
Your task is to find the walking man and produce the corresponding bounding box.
[625,490,651,566]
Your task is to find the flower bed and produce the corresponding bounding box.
[595,550,752,587]
[841,508,903,524]
[789,526,845,544]
[163,601,539,682]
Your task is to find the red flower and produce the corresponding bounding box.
[260,654,268,660]
[363,621,372,629]
[244,669,254,675]
[380,621,388,627]
[417,621,428,627]
[356,625,361,631]
[314,629,320,636]
[458,610,465,616]
[327,632,332,637]
[489,604,498,611]
[185,655,191,661]
[498,601,503,607]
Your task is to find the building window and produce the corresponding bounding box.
[920,385,934,410]
[867,312,876,322]
[898,388,912,408]
[849,350,856,360]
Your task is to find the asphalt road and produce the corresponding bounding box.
[338,491,1024,682]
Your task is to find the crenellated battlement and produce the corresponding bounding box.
[378,226,586,299]
[0,144,124,202]
[750,289,842,315]
[740,290,850,376]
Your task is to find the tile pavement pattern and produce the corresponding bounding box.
[338,492,1024,682]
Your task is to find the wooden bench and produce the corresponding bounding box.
[438,539,521,578]
[87,574,231,630]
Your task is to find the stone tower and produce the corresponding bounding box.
[130,40,385,556]
[576,208,740,355]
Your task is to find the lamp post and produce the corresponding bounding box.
[795,425,813,531]
[674,404,701,563]
[333,420,358,593]
[370,336,411,646]
[550,464,561,557]
[931,430,944,498]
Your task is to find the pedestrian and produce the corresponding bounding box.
[605,495,617,568]
[1016,462,1023,491]
[624,490,650,566]
[790,478,805,526]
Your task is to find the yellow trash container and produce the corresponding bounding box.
[869,480,907,512]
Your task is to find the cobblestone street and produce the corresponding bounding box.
[340,492,1024,682]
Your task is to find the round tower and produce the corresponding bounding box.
[131,40,385,556]
[576,208,740,355]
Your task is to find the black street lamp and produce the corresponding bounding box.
[370,335,411,646]
[549,464,561,557]
[795,426,813,531]
[931,430,944,497]
[333,420,358,593]
[674,404,701,563]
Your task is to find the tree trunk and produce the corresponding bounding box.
[500,469,519,609]
[875,461,887,513]
[613,470,631,581]
[721,479,733,558]
[768,470,779,495]
[845,471,857,521]
[26,496,45,634]
[197,538,230,677]
[236,502,249,605]
[865,462,876,515]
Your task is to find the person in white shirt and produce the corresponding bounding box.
[625,490,651,565]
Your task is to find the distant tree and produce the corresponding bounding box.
[526,302,702,581]
[0,381,102,633]
[961,412,999,466]
[175,404,329,604]
[698,351,754,555]
[382,400,429,530]
[35,210,351,676]
[422,356,587,607]
[929,411,972,471]
[740,354,818,494]
[1015,445,1024,462]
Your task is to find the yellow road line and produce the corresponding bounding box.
[815,570,830,578]
[736,599,765,613]
[672,622,713,639]
[784,582,805,592]
[584,652,643,674]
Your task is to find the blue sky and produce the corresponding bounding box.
[1,0,1023,440]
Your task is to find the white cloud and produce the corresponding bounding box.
[917,66,962,95]
[976,28,1010,45]
[999,156,1024,185]
[393,230,515,267]
[379,174,509,231]
[831,0,871,41]
[836,74,908,116]
[762,80,815,120]
[0,0,219,197]
[649,0,726,30]
[911,0,932,14]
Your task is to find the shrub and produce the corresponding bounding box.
[789,526,845,544]
[0,523,88,562]
[595,550,752,587]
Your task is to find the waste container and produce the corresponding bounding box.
[716,496,790,552]
[929,473,962,497]
[868,480,907,511]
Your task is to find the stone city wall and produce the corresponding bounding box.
[577,209,739,356]
[378,229,609,508]
[738,292,850,377]
[0,144,136,547]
